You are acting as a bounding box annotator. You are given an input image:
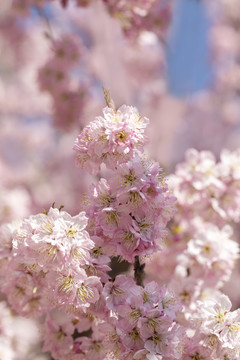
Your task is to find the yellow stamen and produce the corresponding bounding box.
[229,323,240,332]
[123,170,136,186]
[77,285,94,303]
[58,276,74,293]
[116,131,127,142]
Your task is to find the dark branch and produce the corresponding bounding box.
[134,256,145,287]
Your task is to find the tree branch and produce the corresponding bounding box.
[134,256,145,287]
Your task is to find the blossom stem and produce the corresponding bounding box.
[134,256,145,287]
[102,86,116,111]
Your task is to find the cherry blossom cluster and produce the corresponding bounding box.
[74,103,176,261]
[171,222,239,307]
[145,221,240,358]
[102,276,184,360]
[74,105,149,174]
[84,157,176,262]
[0,207,109,317]
[185,292,240,360]
[42,275,184,360]
[146,147,240,288]
[42,300,111,360]
[38,34,87,130]
[170,148,240,226]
